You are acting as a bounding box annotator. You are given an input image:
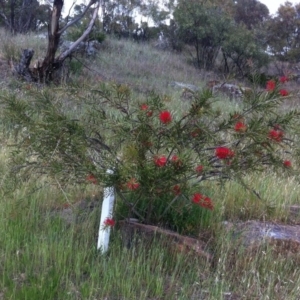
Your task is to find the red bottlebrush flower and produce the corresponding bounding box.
[141,104,148,110]
[171,155,179,162]
[192,193,202,204]
[172,184,181,195]
[215,147,234,159]
[266,80,276,91]
[147,110,153,117]
[273,124,281,130]
[86,174,97,184]
[195,165,203,174]
[154,155,167,167]
[283,160,292,168]
[171,155,183,168]
[159,111,172,124]
[279,89,289,96]
[103,218,115,227]
[268,129,283,142]
[126,178,140,190]
[234,121,247,132]
[279,76,288,83]
[192,193,214,210]
[190,128,201,138]
[141,104,153,116]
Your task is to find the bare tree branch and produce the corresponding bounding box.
[0,11,11,28]
[58,0,98,35]
[64,0,76,24]
[58,0,100,61]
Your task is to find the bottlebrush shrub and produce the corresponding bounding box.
[1,81,300,234]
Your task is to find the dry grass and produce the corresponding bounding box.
[1,30,300,299]
[0,29,47,63]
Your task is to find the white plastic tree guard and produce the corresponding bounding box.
[97,170,115,253]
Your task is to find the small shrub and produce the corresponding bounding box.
[66,22,105,43]
[90,31,106,43]
[1,79,299,234]
[68,59,83,75]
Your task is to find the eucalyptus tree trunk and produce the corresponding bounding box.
[14,0,100,83]
[37,0,63,82]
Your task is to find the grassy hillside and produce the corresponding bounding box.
[1,31,300,299]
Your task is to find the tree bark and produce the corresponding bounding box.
[38,0,64,82]
[14,49,35,81]
[10,0,15,34]
[14,0,101,83]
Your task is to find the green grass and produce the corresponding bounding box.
[0,180,300,299]
[0,183,208,299]
[0,158,300,299]
[1,32,300,299]
[0,29,48,63]
[94,38,202,92]
[213,172,300,222]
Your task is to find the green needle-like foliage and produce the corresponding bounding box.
[1,80,299,233]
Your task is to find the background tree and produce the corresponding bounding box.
[222,24,269,76]
[0,0,49,33]
[172,0,269,74]
[35,3,52,31]
[233,0,269,30]
[266,2,300,62]
[102,0,146,37]
[141,0,174,26]
[173,0,232,69]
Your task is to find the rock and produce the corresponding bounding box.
[287,205,300,223]
[223,220,300,255]
[54,207,75,225]
[169,81,201,101]
[119,220,212,260]
[35,33,48,39]
[60,40,101,56]
[60,40,72,51]
[85,40,102,56]
[169,81,200,92]
[169,80,252,101]
[180,88,196,101]
[49,199,99,225]
[212,83,251,100]
[206,80,220,89]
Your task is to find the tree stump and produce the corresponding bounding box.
[13,49,35,82]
